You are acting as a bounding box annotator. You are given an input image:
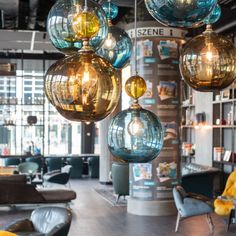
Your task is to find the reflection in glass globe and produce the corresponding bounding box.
[47,0,108,55]
[180,26,236,92]
[45,52,121,122]
[145,0,217,28]
[97,25,132,69]
[204,3,221,25]
[102,1,118,20]
[71,9,100,39]
[108,108,164,163]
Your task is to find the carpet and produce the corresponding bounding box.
[94,188,127,206]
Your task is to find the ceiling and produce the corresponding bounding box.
[0,0,236,34]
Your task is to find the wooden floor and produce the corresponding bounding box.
[0,179,235,236]
[68,179,235,236]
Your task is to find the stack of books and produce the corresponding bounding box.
[213,147,224,161]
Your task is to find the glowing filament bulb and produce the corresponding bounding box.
[82,63,90,105]
[128,116,145,137]
[104,33,116,50]
[201,42,219,64]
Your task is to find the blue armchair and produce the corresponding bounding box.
[88,156,99,178]
[67,157,83,179]
[111,163,129,203]
[173,186,214,233]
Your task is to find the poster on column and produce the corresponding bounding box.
[127,24,184,201]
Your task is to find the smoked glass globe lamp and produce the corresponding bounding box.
[180,25,236,92]
[45,3,121,122]
[145,0,217,28]
[108,75,164,163]
[97,1,132,69]
[47,0,108,55]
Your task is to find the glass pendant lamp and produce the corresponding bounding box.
[145,0,217,28]
[47,0,108,55]
[180,4,236,92]
[45,0,121,122]
[97,0,132,69]
[107,0,164,163]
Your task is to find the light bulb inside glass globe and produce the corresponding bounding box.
[128,116,145,137]
[176,0,192,5]
[201,42,219,65]
[103,33,116,50]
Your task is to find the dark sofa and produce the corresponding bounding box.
[0,175,76,206]
[181,163,221,198]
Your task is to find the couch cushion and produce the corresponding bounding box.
[38,189,76,202]
[0,175,27,184]
[14,232,44,236]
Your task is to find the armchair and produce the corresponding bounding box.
[17,162,39,176]
[3,206,72,236]
[111,163,129,203]
[173,186,214,233]
[214,170,236,231]
[43,165,72,186]
[88,156,99,178]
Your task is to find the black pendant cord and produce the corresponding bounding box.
[134,0,138,75]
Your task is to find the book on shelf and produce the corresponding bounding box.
[223,150,232,162]
[213,147,224,161]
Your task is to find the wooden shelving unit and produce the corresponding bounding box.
[212,82,236,186]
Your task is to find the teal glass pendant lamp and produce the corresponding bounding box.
[97,0,132,69]
[107,0,164,163]
[180,3,236,92]
[47,0,108,55]
[145,0,217,28]
[203,3,221,25]
[108,76,164,163]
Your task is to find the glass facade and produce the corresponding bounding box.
[0,55,83,156]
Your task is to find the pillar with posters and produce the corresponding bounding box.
[122,21,185,216]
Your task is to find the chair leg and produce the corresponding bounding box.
[227,209,234,232]
[175,212,181,232]
[116,194,121,204]
[206,214,214,234]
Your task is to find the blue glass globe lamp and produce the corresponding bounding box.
[47,0,108,55]
[108,75,164,163]
[97,1,132,69]
[145,0,217,28]
[204,4,221,25]
[102,1,118,20]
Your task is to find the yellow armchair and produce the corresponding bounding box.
[214,170,236,216]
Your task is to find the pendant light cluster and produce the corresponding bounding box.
[45,0,121,122]
[107,0,164,163]
[145,1,236,92]
[47,0,108,55]
[180,4,236,92]
[97,0,132,69]
[145,0,217,28]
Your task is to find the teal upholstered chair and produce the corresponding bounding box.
[46,157,62,172]
[111,163,129,203]
[67,157,83,178]
[173,186,214,233]
[88,156,99,178]
[18,162,39,175]
[4,158,20,166]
